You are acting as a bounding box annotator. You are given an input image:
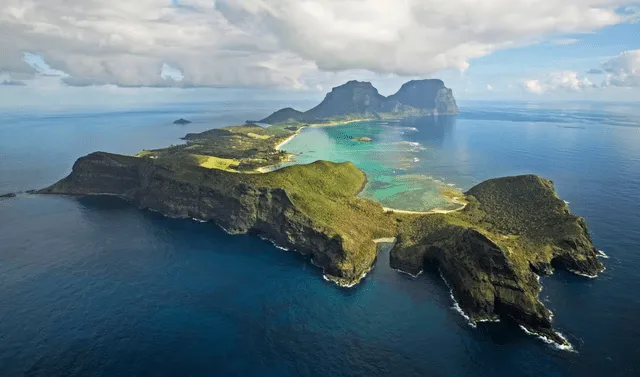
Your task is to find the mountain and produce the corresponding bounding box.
[387,79,459,115]
[259,79,459,124]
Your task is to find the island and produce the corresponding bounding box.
[0,192,17,198]
[259,79,459,125]
[173,118,192,125]
[38,79,603,349]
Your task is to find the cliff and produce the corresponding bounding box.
[259,79,459,124]
[391,175,604,347]
[40,152,395,286]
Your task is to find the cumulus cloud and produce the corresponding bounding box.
[526,49,640,94]
[487,84,494,91]
[0,0,636,88]
[524,71,595,93]
[601,49,640,87]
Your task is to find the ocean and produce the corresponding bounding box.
[1,100,639,376]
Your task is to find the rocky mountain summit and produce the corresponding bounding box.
[260,79,459,124]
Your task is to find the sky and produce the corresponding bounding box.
[1,0,639,110]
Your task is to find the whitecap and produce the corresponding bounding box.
[569,268,601,279]
[438,269,477,328]
[597,250,610,259]
[393,268,423,278]
[258,235,290,251]
[519,325,575,352]
[413,158,421,163]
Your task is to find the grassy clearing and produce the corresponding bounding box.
[193,154,240,171]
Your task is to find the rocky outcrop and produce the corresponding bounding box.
[259,79,459,124]
[173,118,192,125]
[0,192,17,198]
[391,175,604,347]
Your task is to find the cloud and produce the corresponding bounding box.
[487,84,493,91]
[1,79,27,86]
[0,0,636,88]
[587,68,605,74]
[601,49,640,87]
[551,38,580,45]
[523,71,595,93]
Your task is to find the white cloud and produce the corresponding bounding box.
[550,38,580,45]
[601,49,640,87]
[487,84,494,91]
[523,71,595,93]
[0,0,636,88]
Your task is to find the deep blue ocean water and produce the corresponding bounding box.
[1,100,640,376]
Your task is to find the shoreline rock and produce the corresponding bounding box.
[0,192,17,198]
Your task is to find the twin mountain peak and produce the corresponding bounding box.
[260,79,459,124]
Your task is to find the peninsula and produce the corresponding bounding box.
[38,79,603,349]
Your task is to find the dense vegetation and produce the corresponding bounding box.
[136,124,296,171]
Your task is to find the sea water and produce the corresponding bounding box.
[1,100,640,376]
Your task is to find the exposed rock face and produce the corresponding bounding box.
[391,175,604,347]
[173,118,192,125]
[259,79,459,124]
[38,152,389,284]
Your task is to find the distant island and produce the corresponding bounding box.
[38,79,603,349]
[260,79,459,125]
[173,118,192,125]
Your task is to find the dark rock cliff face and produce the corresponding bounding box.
[259,79,459,124]
[39,152,357,281]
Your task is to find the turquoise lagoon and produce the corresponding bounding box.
[273,117,462,211]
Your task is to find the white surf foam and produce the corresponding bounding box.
[438,270,477,328]
[519,325,575,352]
[393,268,423,278]
[597,250,610,259]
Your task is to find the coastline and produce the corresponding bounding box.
[382,197,468,215]
[308,118,374,127]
